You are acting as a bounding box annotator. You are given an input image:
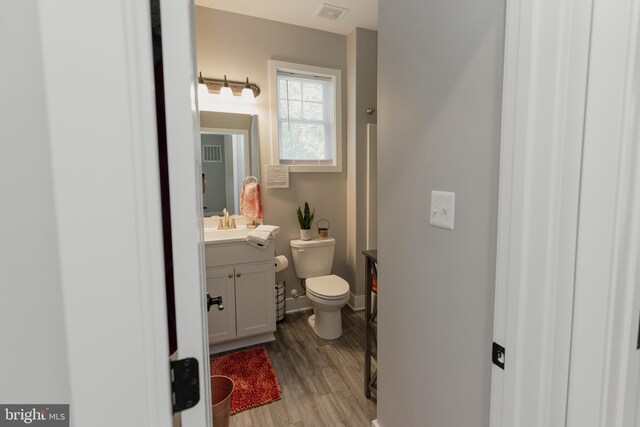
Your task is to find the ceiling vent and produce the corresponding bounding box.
[314,3,349,21]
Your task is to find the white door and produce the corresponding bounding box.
[490,0,640,425]
[37,0,211,426]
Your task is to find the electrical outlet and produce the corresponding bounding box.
[430,191,455,230]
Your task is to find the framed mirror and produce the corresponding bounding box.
[200,112,261,217]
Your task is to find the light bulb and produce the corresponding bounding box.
[219,86,233,98]
[220,75,233,99]
[241,77,255,103]
[241,87,255,103]
[198,83,209,99]
[197,72,210,100]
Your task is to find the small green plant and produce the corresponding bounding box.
[296,202,315,230]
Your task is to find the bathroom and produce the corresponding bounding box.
[193,3,379,426]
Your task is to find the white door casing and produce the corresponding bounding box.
[492,0,640,425]
[565,0,640,425]
[159,0,212,426]
[490,0,593,425]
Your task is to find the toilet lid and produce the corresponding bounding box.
[306,275,350,299]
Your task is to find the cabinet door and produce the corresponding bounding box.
[206,266,236,344]
[234,262,275,338]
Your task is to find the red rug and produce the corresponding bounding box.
[210,347,282,415]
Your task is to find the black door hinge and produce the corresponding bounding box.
[170,358,200,414]
[492,342,505,370]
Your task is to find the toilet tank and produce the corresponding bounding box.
[289,238,336,279]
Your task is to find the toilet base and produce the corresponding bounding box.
[308,310,343,340]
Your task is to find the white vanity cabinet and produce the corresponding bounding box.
[205,238,276,353]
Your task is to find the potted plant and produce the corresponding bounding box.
[296,202,315,241]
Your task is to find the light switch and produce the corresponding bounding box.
[430,191,455,230]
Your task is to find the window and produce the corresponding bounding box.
[269,60,342,172]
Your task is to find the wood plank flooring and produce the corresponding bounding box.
[214,307,377,427]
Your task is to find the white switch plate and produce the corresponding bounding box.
[430,191,455,230]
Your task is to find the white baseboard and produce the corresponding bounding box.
[348,292,365,311]
[372,420,381,427]
[285,295,313,313]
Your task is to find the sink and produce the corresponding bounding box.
[204,227,252,244]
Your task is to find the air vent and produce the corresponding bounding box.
[314,3,349,21]
[203,145,222,162]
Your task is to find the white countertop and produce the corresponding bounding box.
[204,226,253,245]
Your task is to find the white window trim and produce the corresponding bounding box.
[269,60,342,172]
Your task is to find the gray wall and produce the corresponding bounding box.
[0,0,70,403]
[346,28,378,304]
[376,0,504,426]
[201,133,227,215]
[195,8,349,298]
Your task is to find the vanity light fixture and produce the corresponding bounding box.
[198,72,261,101]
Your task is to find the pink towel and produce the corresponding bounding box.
[240,181,263,220]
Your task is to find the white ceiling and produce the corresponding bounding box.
[194,0,378,35]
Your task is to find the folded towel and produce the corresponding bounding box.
[247,230,271,243]
[240,180,263,221]
[255,224,280,235]
[247,237,270,249]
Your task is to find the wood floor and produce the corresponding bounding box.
[217,307,377,427]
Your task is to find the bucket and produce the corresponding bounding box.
[317,219,330,239]
[211,375,234,427]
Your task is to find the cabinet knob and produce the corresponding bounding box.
[228,274,233,278]
[236,273,241,278]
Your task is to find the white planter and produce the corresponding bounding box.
[300,229,312,241]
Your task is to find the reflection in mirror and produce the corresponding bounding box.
[200,112,261,217]
[201,129,248,216]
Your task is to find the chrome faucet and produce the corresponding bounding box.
[217,208,237,229]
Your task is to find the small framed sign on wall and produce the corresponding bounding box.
[266,164,289,188]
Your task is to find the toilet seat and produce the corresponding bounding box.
[306,275,349,300]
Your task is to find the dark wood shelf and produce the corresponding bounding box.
[363,249,378,401]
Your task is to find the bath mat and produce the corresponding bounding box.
[210,347,282,415]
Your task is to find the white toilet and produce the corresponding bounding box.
[290,237,350,339]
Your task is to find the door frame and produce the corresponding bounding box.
[158,0,212,425]
[565,0,640,424]
[40,0,210,426]
[490,0,640,425]
[490,0,593,424]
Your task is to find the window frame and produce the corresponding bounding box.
[269,60,342,172]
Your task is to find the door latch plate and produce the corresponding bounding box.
[492,342,505,370]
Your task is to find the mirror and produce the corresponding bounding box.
[200,112,261,217]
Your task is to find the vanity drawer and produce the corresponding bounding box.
[205,240,275,267]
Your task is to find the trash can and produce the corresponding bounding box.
[276,281,286,322]
[211,375,234,427]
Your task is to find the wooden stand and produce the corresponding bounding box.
[363,249,378,401]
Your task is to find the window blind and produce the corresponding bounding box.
[276,71,335,164]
